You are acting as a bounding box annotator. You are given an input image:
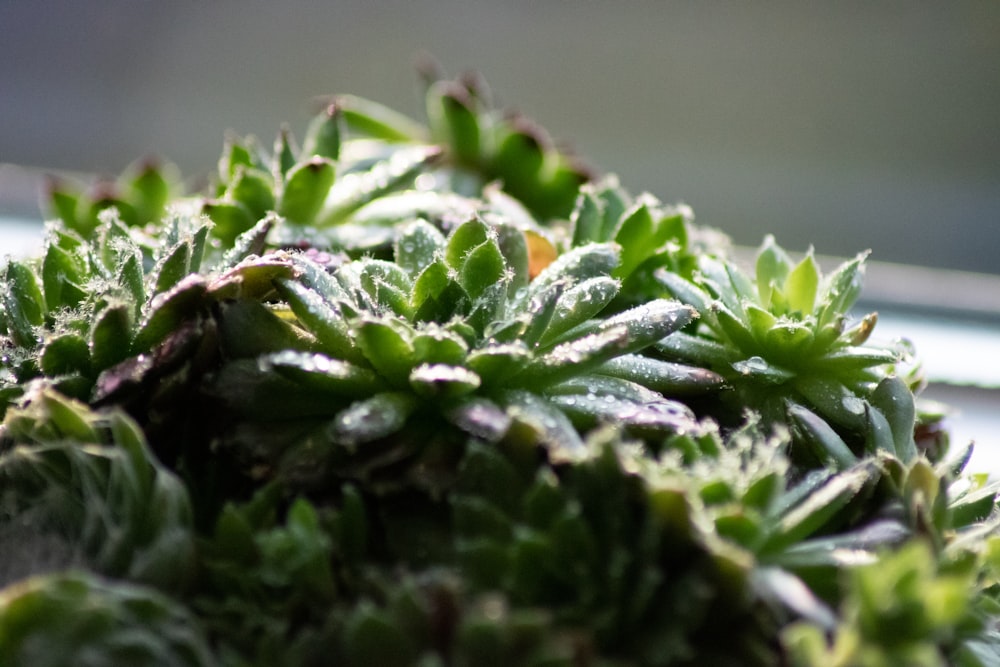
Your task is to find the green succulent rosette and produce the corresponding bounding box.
[1,69,997,666]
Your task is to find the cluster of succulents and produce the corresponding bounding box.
[2,69,999,666]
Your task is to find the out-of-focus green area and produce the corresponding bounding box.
[2,1,998,273]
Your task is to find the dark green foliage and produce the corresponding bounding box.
[1,69,997,665]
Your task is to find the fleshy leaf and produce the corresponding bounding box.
[538,276,620,347]
[785,251,819,315]
[301,103,342,160]
[394,219,447,277]
[763,461,879,554]
[755,235,792,308]
[278,157,336,224]
[409,363,481,399]
[263,350,385,397]
[355,317,416,386]
[501,390,586,464]
[319,145,441,225]
[329,392,418,446]
[596,355,726,395]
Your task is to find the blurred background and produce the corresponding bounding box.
[2,2,999,463]
[2,2,999,272]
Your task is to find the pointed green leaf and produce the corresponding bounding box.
[613,203,685,284]
[795,376,866,431]
[411,260,467,322]
[755,235,792,308]
[90,302,133,370]
[94,208,136,272]
[187,224,210,275]
[45,178,85,236]
[126,160,172,225]
[763,321,816,361]
[445,218,490,270]
[409,363,481,399]
[357,260,413,318]
[218,133,261,183]
[216,299,311,358]
[40,333,91,377]
[538,276,619,346]
[151,240,192,295]
[394,219,447,277]
[595,354,725,395]
[570,188,604,246]
[219,215,277,268]
[870,375,917,463]
[570,299,697,356]
[521,326,631,385]
[745,304,778,342]
[116,251,145,317]
[654,268,712,314]
[337,93,427,143]
[301,103,342,160]
[546,373,665,404]
[286,247,351,301]
[274,278,364,364]
[786,250,819,315]
[592,176,630,240]
[278,157,336,224]
[525,243,619,305]
[712,303,757,353]
[459,239,507,301]
[518,280,566,348]
[492,222,530,296]
[697,257,746,318]
[501,389,586,464]
[612,202,657,281]
[763,461,879,554]
[465,280,507,334]
[225,166,275,222]
[787,403,858,469]
[490,126,544,197]
[41,243,87,310]
[864,403,896,457]
[773,519,909,570]
[318,145,440,225]
[816,251,869,329]
[549,391,695,438]
[725,261,757,308]
[272,125,298,178]
[132,275,207,353]
[350,189,479,228]
[654,331,738,368]
[355,318,416,385]
[949,481,1000,527]
[329,392,418,447]
[811,345,899,373]
[262,350,385,397]
[3,260,46,346]
[427,82,481,165]
[412,325,468,365]
[465,342,531,385]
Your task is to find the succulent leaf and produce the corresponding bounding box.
[1,68,994,667]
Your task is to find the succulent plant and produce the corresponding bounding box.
[1,68,998,666]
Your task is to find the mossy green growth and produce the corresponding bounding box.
[1,68,997,666]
